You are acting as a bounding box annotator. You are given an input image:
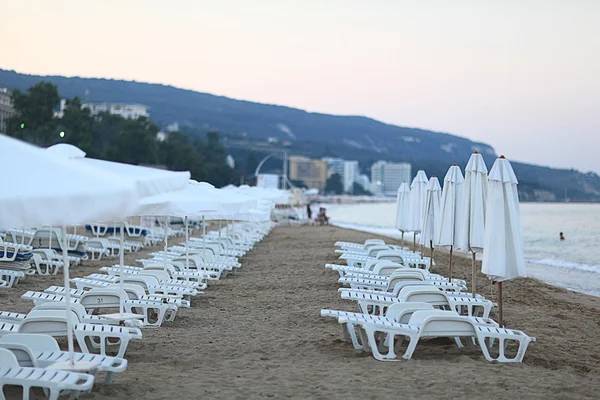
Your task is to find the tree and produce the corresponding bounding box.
[56,97,94,151]
[351,182,372,196]
[7,81,60,144]
[325,173,343,194]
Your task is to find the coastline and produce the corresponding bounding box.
[1,225,599,399]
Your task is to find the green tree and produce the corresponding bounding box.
[7,81,60,144]
[325,173,344,194]
[106,117,158,165]
[56,97,94,151]
[351,182,372,196]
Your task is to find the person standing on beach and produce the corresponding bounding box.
[560,232,565,241]
[307,204,312,220]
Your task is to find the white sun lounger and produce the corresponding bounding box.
[0,348,94,400]
[341,286,495,318]
[341,310,535,362]
[0,333,127,384]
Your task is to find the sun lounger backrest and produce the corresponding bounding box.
[0,342,39,367]
[0,348,19,367]
[124,275,159,290]
[80,289,122,310]
[366,245,392,258]
[375,265,406,276]
[376,250,405,264]
[409,310,476,338]
[0,334,60,354]
[388,271,426,287]
[364,239,385,248]
[108,283,147,300]
[389,269,428,280]
[32,302,88,322]
[143,263,176,275]
[399,286,450,307]
[18,311,70,336]
[385,302,435,323]
[142,270,171,281]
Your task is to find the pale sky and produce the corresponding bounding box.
[2,0,599,172]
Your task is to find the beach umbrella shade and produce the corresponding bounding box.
[47,143,193,322]
[47,143,191,197]
[1,134,142,369]
[419,177,442,264]
[482,156,526,326]
[407,169,429,252]
[435,164,465,281]
[457,151,488,297]
[394,182,411,245]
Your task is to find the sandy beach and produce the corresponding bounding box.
[2,224,600,399]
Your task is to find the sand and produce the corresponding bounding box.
[2,225,600,399]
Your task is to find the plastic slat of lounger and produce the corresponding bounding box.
[0,365,95,394]
[71,278,112,290]
[86,273,119,283]
[44,286,87,298]
[148,285,198,297]
[0,322,20,335]
[35,350,127,384]
[0,311,27,323]
[21,291,79,305]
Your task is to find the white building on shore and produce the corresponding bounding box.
[370,161,412,196]
[322,157,360,193]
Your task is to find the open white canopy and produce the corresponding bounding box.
[1,135,139,228]
[47,143,191,197]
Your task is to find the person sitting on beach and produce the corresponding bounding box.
[559,232,565,241]
[315,207,329,226]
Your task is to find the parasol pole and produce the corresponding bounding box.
[202,215,206,261]
[61,225,75,365]
[498,281,504,327]
[429,240,434,268]
[163,216,169,273]
[119,221,125,314]
[448,245,453,283]
[471,251,477,298]
[185,216,189,271]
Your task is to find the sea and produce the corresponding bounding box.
[325,202,600,297]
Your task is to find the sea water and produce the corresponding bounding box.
[326,202,600,297]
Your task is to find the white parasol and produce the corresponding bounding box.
[457,151,488,297]
[435,164,465,281]
[482,155,526,325]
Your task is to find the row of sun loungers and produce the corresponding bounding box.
[0,220,273,398]
[321,239,536,362]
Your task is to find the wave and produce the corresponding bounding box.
[526,258,600,274]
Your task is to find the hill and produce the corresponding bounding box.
[1,68,598,201]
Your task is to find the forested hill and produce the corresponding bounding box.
[2,68,599,201]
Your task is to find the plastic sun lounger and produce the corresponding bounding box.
[24,289,174,328]
[2,310,142,358]
[340,310,535,362]
[0,333,128,384]
[341,286,495,318]
[0,348,95,400]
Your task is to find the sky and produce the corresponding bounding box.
[2,0,599,172]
